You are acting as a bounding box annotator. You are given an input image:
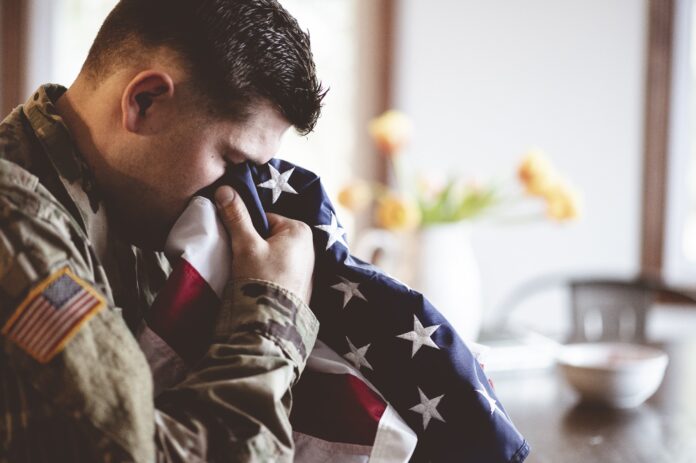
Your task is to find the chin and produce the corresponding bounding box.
[108,212,170,251]
[117,224,168,251]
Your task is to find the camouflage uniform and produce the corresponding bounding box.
[0,84,319,462]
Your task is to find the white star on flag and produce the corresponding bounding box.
[314,212,348,250]
[257,164,298,203]
[344,336,373,371]
[409,387,446,430]
[476,385,503,416]
[397,315,441,357]
[331,276,367,308]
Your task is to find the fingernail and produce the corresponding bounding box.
[215,186,236,207]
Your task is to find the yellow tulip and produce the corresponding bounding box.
[374,192,422,231]
[518,150,557,196]
[544,182,582,221]
[369,110,413,157]
[337,180,373,213]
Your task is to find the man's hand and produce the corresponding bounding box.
[215,185,315,304]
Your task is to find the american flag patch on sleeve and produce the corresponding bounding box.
[1,266,106,363]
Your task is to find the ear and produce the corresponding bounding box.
[121,71,175,133]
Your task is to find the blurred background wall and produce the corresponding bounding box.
[393,0,647,329]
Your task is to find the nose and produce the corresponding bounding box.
[257,152,277,166]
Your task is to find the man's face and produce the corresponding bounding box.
[105,99,291,250]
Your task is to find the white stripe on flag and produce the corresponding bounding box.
[164,196,230,298]
[293,431,371,463]
[369,406,418,463]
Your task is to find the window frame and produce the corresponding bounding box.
[641,0,676,280]
[663,0,696,285]
[1,0,28,116]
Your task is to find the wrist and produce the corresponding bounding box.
[230,277,308,307]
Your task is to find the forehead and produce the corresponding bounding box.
[220,101,291,161]
[239,101,290,137]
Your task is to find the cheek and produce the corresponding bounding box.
[158,130,225,197]
[173,150,225,196]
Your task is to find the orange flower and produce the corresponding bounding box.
[374,192,421,231]
[518,150,557,197]
[337,180,373,213]
[544,182,582,221]
[369,110,413,156]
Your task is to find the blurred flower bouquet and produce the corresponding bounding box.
[337,110,582,231]
[337,110,582,341]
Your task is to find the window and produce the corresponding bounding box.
[24,0,118,93]
[274,0,358,202]
[664,0,696,285]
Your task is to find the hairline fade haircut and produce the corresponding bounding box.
[82,0,326,135]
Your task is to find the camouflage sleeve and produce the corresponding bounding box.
[0,167,157,462]
[153,279,319,462]
[0,163,319,462]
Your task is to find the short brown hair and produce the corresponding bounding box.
[83,0,326,134]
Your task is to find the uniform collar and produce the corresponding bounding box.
[23,84,103,215]
[23,84,113,269]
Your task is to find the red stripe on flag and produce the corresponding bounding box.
[290,371,387,446]
[147,257,220,363]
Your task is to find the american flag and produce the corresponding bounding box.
[148,159,530,462]
[1,268,106,363]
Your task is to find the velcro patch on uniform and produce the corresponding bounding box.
[1,266,105,363]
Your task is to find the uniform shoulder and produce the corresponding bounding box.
[0,158,41,195]
[0,105,41,171]
[0,157,71,222]
[0,158,92,309]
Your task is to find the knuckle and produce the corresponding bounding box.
[293,221,312,237]
[224,206,246,226]
[237,240,263,256]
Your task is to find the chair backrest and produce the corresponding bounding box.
[568,277,696,343]
[568,279,654,343]
[492,275,696,343]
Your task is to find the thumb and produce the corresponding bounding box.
[215,186,259,247]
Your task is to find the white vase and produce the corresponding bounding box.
[353,222,483,342]
[411,221,482,342]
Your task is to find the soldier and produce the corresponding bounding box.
[0,0,326,461]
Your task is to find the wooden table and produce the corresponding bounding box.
[490,340,696,463]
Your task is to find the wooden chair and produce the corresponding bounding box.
[492,275,696,343]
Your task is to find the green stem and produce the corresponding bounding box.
[389,154,406,193]
[479,211,546,226]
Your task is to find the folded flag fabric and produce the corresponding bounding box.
[290,339,418,461]
[149,193,418,461]
[148,159,530,463]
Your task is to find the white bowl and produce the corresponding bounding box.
[557,342,669,408]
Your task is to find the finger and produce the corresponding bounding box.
[266,212,292,233]
[215,186,260,248]
[266,212,297,236]
[308,272,315,298]
[267,214,314,242]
